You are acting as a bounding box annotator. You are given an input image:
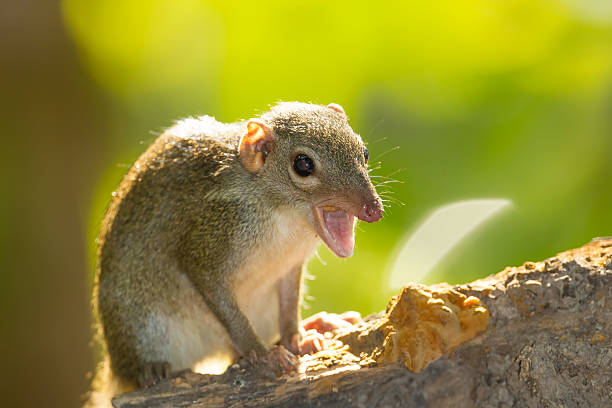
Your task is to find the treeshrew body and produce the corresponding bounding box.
[89,102,383,407]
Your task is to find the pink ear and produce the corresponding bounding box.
[327,103,346,116]
[239,120,274,173]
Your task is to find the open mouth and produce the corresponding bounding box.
[313,205,356,258]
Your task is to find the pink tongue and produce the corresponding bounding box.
[322,209,355,257]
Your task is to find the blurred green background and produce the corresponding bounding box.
[1,0,611,407]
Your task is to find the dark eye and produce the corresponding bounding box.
[293,154,315,177]
[363,147,369,163]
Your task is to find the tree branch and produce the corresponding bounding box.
[113,238,612,408]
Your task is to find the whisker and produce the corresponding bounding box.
[379,196,405,206]
[378,191,398,196]
[384,168,406,179]
[379,193,400,200]
[374,180,402,186]
[376,145,400,159]
[313,250,327,266]
[376,186,399,193]
[368,135,387,144]
[366,118,385,140]
[371,175,402,183]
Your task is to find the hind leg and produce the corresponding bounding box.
[100,305,175,389]
[98,271,177,389]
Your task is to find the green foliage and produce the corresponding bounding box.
[64,0,612,316]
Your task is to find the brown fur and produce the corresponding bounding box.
[88,102,381,406]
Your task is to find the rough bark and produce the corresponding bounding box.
[113,238,612,408]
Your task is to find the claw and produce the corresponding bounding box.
[299,330,324,355]
[138,362,172,388]
[243,346,298,377]
[280,332,301,355]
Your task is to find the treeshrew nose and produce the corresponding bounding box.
[358,200,384,223]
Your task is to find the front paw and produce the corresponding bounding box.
[262,345,298,375]
[301,311,362,333]
[280,329,332,356]
[280,332,301,355]
[241,345,298,378]
[298,329,326,355]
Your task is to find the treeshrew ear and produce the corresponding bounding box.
[327,103,346,116]
[239,120,274,173]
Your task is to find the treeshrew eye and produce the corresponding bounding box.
[293,154,315,177]
[363,147,369,163]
